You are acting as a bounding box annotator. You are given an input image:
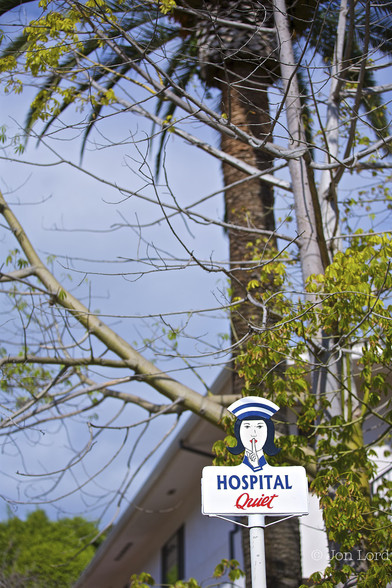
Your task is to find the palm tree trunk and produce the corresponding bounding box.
[219,64,303,588]
[220,63,275,374]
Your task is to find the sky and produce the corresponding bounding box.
[0,75,233,525]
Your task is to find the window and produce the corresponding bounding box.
[161,525,184,584]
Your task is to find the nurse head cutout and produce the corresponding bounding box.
[227,397,281,472]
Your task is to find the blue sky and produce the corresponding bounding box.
[0,78,232,525]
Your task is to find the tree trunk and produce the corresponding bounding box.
[220,62,275,394]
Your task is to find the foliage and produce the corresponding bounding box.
[0,510,103,587]
[236,234,392,586]
[213,558,245,583]
[129,558,244,588]
[129,572,156,588]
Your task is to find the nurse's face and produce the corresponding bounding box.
[239,419,267,453]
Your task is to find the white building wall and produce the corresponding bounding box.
[300,493,329,578]
[184,504,243,583]
[133,500,245,586]
[141,551,160,586]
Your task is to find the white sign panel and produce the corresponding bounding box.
[202,464,308,516]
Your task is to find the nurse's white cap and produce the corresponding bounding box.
[227,396,279,420]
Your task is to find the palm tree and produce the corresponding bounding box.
[1,1,391,586]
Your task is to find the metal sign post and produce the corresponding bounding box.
[201,396,310,587]
[249,514,267,588]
